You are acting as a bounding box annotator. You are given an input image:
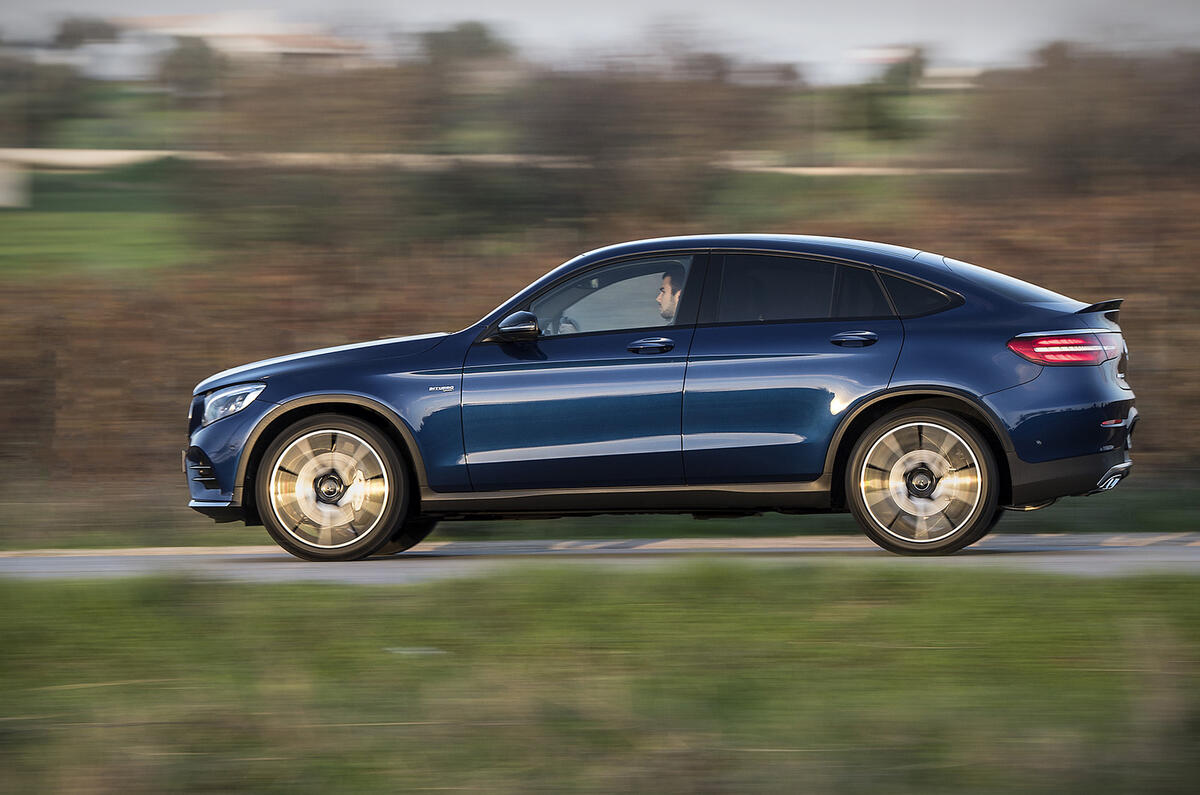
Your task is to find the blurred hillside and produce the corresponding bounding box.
[0,17,1196,543]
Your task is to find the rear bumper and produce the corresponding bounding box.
[1090,460,1132,494]
[985,365,1136,505]
[1007,446,1132,506]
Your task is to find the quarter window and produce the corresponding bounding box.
[880,273,954,317]
[717,254,836,323]
[531,256,693,336]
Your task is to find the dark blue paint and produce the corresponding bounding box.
[186,397,278,502]
[682,318,903,483]
[985,364,1135,463]
[185,234,1136,514]
[462,329,694,490]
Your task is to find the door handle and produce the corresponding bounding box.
[627,337,675,354]
[830,330,878,347]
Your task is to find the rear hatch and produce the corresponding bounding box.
[942,256,1130,388]
[1072,299,1131,390]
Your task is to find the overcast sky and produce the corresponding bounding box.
[3,0,1198,81]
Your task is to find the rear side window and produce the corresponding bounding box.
[880,273,954,317]
[834,265,893,318]
[718,254,835,323]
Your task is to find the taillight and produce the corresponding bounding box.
[1007,332,1122,366]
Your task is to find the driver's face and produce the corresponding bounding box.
[656,274,681,320]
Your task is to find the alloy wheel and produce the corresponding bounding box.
[268,428,390,550]
[858,420,983,544]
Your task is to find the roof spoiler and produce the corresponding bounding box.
[1076,298,1122,324]
[1075,298,1123,314]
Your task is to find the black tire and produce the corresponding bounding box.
[973,507,1005,543]
[846,408,999,555]
[375,517,440,556]
[256,413,411,561]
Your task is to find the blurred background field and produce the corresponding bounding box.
[2,485,1195,551]
[0,10,1198,547]
[2,7,1199,793]
[3,564,1199,792]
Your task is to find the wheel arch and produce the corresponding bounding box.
[825,388,1014,509]
[234,394,428,525]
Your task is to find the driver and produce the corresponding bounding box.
[656,264,685,322]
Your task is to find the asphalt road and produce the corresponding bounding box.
[1,533,1199,584]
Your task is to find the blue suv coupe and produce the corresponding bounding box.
[185,235,1136,559]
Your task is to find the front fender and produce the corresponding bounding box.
[228,393,431,507]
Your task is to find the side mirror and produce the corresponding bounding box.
[488,311,540,342]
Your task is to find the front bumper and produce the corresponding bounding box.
[184,396,278,516]
[188,499,244,523]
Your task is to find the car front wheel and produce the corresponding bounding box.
[375,517,440,556]
[256,414,410,561]
[846,408,998,555]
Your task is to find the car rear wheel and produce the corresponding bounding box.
[256,414,410,561]
[974,506,1005,542]
[846,408,998,555]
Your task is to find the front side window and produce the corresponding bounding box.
[717,254,836,323]
[531,255,693,336]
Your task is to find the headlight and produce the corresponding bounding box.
[202,383,266,426]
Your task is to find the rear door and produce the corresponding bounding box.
[682,252,903,483]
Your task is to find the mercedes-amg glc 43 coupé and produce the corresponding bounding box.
[185,235,1135,558]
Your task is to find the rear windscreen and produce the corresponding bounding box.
[943,257,1077,304]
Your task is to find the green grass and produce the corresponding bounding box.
[994,484,1198,535]
[763,89,970,168]
[0,486,1192,550]
[702,171,918,230]
[1,566,1198,792]
[0,159,207,280]
[0,526,277,550]
[0,160,947,282]
[48,110,219,151]
[435,119,521,154]
[47,83,218,150]
[0,210,207,278]
[329,483,1196,543]
[23,159,195,213]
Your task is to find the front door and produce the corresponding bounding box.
[461,253,704,491]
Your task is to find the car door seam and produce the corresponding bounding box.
[679,251,712,485]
